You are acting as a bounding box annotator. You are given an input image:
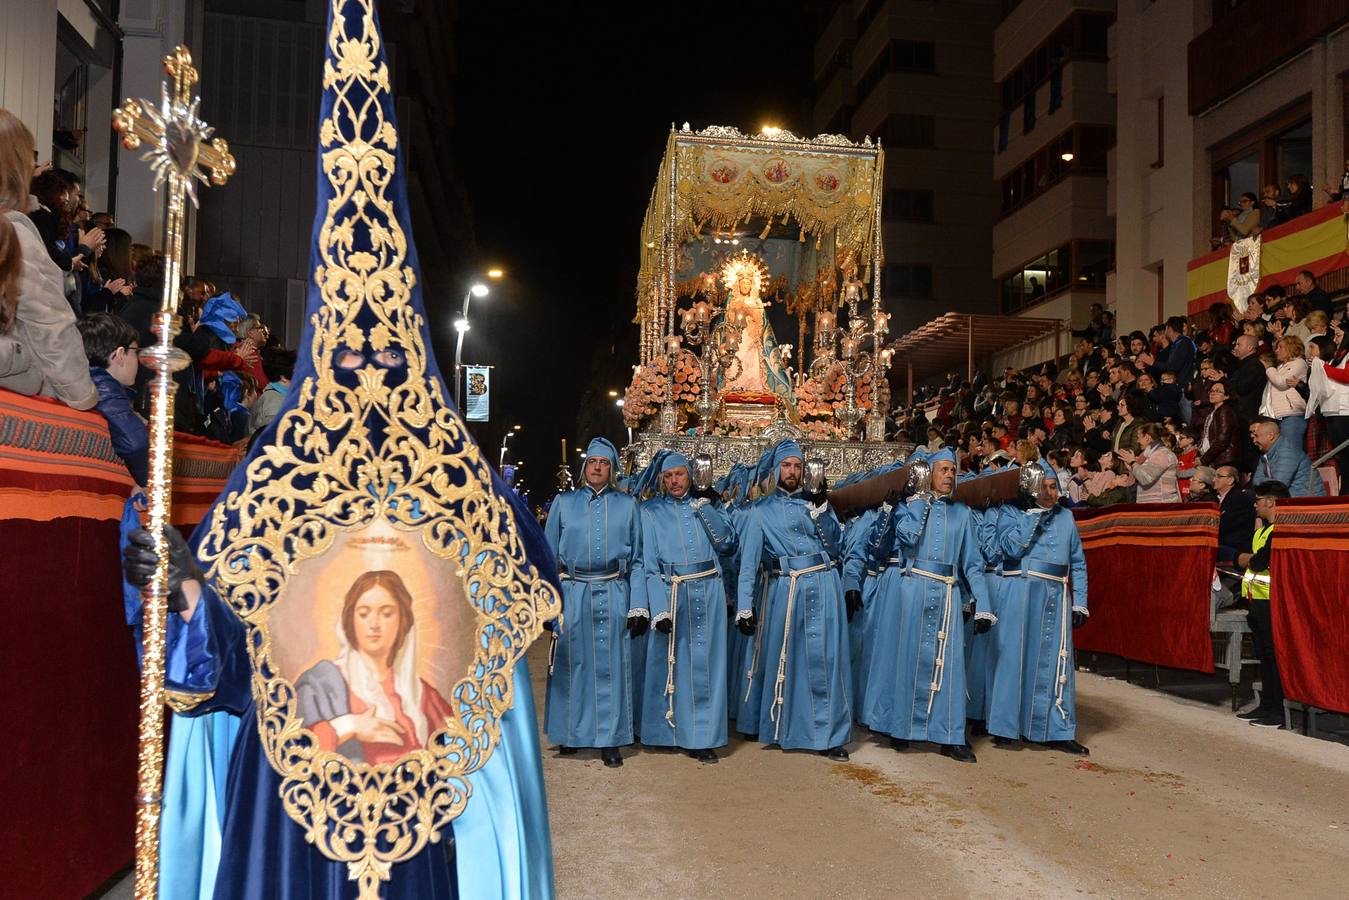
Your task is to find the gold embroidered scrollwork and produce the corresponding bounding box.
[194,2,559,896]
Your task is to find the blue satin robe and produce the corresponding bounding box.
[856,503,908,731]
[987,504,1089,742]
[543,485,644,748]
[637,493,738,749]
[963,506,1001,722]
[841,507,881,715]
[721,500,753,720]
[867,496,989,746]
[737,489,853,751]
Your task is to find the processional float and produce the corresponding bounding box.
[623,124,910,478]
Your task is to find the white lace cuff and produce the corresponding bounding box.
[627,608,650,619]
[974,611,997,625]
[1071,606,1089,618]
[735,609,754,623]
[653,612,671,626]
[690,497,710,511]
[808,501,828,520]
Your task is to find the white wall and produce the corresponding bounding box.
[1111,0,1202,335]
[115,0,201,259]
[0,0,59,155]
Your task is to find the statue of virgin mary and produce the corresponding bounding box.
[719,251,795,402]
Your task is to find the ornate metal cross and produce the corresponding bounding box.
[112,44,234,900]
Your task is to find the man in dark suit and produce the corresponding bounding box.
[1295,270,1333,318]
[1213,465,1255,563]
[1227,334,1265,425]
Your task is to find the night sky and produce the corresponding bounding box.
[449,2,814,500]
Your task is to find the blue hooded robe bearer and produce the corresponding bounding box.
[637,453,738,749]
[123,3,556,896]
[543,437,646,749]
[716,464,756,721]
[988,462,1089,743]
[963,474,1003,723]
[865,449,990,747]
[857,450,926,731]
[737,441,853,751]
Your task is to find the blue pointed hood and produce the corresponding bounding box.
[187,4,562,874]
[198,292,247,344]
[756,439,803,490]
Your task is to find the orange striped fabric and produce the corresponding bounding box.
[1072,502,1219,550]
[0,388,244,525]
[1273,496,1349,552]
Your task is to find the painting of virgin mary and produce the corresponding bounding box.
[295,569,454,764]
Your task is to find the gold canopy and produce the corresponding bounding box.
[636,124,884,364]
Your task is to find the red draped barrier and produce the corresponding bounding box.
[1071,503,1218,673]
[1270,497,1349,715]
[0,389,242,897]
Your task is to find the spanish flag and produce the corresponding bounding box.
[1187,203,1348,316]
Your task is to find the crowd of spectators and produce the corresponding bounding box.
[0,108,295,485]
[893,288,1347,513]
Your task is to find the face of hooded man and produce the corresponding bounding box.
[778,456,802,492]
[584,457,611,489]
[663,466,691,498]
[931,460,956,496]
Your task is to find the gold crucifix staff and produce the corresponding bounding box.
[112,45,235,900]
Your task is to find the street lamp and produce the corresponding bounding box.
[499,427,518,472]
[454,282,491,409]
[615,397,632,446]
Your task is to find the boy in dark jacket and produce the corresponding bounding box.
[76,314,148,485]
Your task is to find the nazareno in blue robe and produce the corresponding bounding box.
[736,486,853,751]
[637,490,738,749]
[987,502,1089,742]
[841,505,881,716]
[121,2,558,895]
[963,503,1002,723]
[543,483,645,748]
[866,494,990,746]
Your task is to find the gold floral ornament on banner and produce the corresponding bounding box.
[194,1,559,897]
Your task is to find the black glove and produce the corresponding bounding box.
[736,612,757,636]
[845,590,862,622]
[804,478,828,506]
[655,617,672,634]
[627,615,649,638]
[543,619,556,633]
[973,616,992,635]
[883,489,901,507]
[124,526,202,613]
[694,485,718,501]
[962,606,972,623]
[1072,610,1087,629]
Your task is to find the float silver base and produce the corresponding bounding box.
[624,432,913,481]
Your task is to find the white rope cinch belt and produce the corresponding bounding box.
[911,565,959,715]
[549,568,621,675]
[1027,568,1073,721]
[743,567,771,704]
[661,565,719,728]
[767,560,831,740]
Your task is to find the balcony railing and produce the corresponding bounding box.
[1188,0,1349,114]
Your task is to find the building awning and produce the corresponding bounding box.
[888,312,1067,397]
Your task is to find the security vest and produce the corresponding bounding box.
[1241,524,1273,601]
